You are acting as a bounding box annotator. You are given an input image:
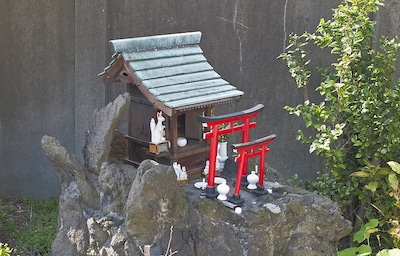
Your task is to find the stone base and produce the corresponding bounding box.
[205,186,218,199]
[228,194,245,206]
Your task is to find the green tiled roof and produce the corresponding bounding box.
[100,31,243,111]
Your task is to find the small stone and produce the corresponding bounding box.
[235,207,242,214]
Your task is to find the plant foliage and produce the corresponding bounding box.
[0,243,17,256]
[279,0,400,252]
[0,197,58,255]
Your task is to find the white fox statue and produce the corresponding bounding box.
[150,111,166,144]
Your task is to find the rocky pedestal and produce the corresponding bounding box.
[42,93,352,256]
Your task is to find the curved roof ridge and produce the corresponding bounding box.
[110,31,202,53]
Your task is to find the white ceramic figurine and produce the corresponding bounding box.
[150,111,166,144]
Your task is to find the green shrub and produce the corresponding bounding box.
[347,161,400,251]
[279,0,400,252]
[279,0,400,217]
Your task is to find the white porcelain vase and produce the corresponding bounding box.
[217,180,230,201]
[218,141,228,158]
[217,142,229,172]
[247,171,259,190]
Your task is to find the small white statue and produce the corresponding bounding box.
[173,162,180,179]
[173,162,188,181]
[150,111,166,144]
[180,166,188,180]
[203,159,220,176]
[203,160,209,175]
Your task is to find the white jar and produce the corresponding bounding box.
[217,180,230,201]
[247,171,259,190]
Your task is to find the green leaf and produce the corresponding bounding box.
[356,244,373,256]
[364,181,379,193]
[376,249,400,256]
[354,219,379,243]
[351,171,370,178]
[337,247,360,256]
[376,168,391,176]
[356,152,363,159]
[388,173,399,191]
[365,227,379,235]
[388,161,400,174]
[338,244,372,256]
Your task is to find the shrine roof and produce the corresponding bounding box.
[99,31,244,115]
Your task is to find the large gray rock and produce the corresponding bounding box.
[50,181,89,256]
[42,93,132,255]
[82,92,130,173]
[125,160,188,245]
[99,162,136,214]
[42,93,352,256]
[148,181,352,256]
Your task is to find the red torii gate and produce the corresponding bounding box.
[197,104,264,198]
[230,134,276,205]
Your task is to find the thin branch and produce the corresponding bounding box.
[165,226,174,255]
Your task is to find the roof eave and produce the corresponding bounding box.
[100,55,127,84]
[172,96,242,114]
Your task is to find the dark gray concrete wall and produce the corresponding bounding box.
[74,0,109,159]
[0,1,75,199]
[1,0,399,199]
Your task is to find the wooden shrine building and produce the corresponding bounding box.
[99,31,244,179]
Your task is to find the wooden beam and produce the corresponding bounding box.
[101,55,125,83]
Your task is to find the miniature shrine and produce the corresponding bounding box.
[99,31,244,179]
